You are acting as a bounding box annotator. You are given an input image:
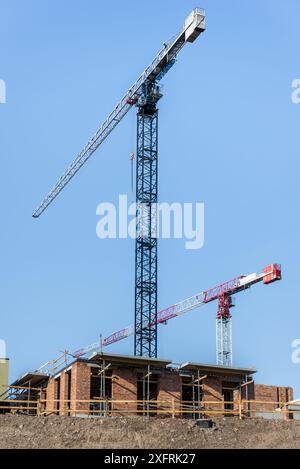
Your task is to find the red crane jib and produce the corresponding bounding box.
[202,276,244,304]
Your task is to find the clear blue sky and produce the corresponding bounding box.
[1,0,299,396]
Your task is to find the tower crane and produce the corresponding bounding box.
[33,9,206,358]
[72,264,281,367]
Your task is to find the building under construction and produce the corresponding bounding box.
[1,262,293,420]
[4,352,293,420]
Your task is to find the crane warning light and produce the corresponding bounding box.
[263,264,282,284]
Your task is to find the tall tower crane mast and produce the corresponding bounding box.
[33,9,206,358]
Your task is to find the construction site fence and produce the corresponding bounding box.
[0,398,299,419]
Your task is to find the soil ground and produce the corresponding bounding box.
[0,415,299,449]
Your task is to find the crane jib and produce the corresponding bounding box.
[32,9,206,217]
[69,264,281,359]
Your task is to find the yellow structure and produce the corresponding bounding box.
[0,358,9,399]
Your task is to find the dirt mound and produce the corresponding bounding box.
[0,415,299,449]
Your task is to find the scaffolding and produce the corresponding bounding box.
[181,371,206,419]
[38,351,70,375]
[137,365,160,417]
[0,382,46,415]
[90,359,112,417]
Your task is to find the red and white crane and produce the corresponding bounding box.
[73,264,281,366]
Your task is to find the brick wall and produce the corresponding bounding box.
[157,371,181,415]
[233,388,241,413]
[240,381,255,401]
[202,376,223,413]
[250,384,293,419]
[45,378,57,414]
[111,367,137,416]
[59,370,70,415]
[70,362,91,415]
[39,389,47,415]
